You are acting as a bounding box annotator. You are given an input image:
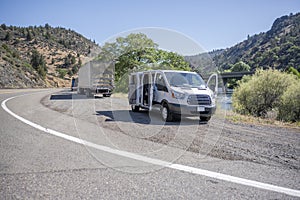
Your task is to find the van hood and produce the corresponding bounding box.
[171,86,212,96]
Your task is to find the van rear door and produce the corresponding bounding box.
[128,73,141,105]
[141,72,153,110]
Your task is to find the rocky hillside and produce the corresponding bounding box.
[185,49,224,75]
[186,12,300,72]
[0,24,100,88]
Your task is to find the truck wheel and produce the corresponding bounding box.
[86,89,93,98]
[131,105,140,112]
[200,116,211,122]
[78,88,84,95]
[161,103,173,122]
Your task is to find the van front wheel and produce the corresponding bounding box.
[200,116,211,122]
[161,103,173,122]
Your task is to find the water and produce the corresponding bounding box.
[218,93,233,111]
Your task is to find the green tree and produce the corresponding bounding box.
[62,53,74,67]
[98,33,158,61]
[71,55,76,65]
[225,61,251,88]
[78,58,82,66]
[4,32,11,41]
[230,61,251,72]
[30,50,47,79]
[97,33,190,93]
[45,23,50,30]
[26,30,33,41]
[45,31,51,39]
[1,24,7,30]
[114,48,190,92]
[115,48,190,82]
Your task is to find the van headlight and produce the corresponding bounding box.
[211,95,216,105]
[171,90,185,99]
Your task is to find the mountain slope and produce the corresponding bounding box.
[186,12,300,72]
[215,12,300,71]
[184,49,224,75]
[0,24,100,88]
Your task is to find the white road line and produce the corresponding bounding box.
[2,95,300,197]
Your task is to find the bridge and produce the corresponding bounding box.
[220,71,255,93]
[203,71,255,93]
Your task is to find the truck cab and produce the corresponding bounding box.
[128,70,217,122]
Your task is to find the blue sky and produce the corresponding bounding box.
[0,0,299,54]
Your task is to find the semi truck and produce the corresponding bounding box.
[76,60,114,97]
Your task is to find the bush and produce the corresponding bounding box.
[37,66,47,79]
[232,69,298,119]
[57,69,67,79]
[287,66,300,79]
[30,50,47,79]
[278,81,300,122]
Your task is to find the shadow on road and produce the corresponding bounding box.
[50,94,73,100]
[50,92,104,100]
[96,110,207,126]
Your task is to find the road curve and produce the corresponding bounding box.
[0,89,299,199]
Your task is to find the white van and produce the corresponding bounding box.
[128,70,218,122]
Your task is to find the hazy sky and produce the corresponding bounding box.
[0,0,299,54]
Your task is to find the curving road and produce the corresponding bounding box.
[0,89,299,199]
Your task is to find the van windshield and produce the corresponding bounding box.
[165,72,205,88]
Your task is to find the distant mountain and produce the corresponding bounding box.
[186,12,300,73]
[185,49,224,75]
[0,24,100,88]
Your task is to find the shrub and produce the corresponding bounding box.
[57,69,67,79]
[287,66,300,79]
[278,81,300,122]
[37,66,47,79]
[232,69,298,119]
[30,50,47,79]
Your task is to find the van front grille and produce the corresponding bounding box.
[187,94,211,105]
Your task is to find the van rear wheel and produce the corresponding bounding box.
[131,105,140,112]
[161,103,173,122]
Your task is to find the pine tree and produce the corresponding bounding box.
[26,31,33,41]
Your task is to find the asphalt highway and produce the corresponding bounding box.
[0,89,299,199]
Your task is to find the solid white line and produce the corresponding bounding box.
[1,95,300,197]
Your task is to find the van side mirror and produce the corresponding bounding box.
[163,86,168,92]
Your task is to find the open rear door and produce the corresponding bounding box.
[140,72,153,110]
[207,73,218,95]
[148,73,153,111]
[128,73,141,105]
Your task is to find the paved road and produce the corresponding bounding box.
[0,89,299,199]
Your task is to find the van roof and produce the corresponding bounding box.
[130,70,197,74]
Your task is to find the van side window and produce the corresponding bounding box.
[155,73,167,92]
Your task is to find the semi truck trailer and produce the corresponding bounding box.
[76,60,114,97]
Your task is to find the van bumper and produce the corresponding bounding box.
[168,103,216,117]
